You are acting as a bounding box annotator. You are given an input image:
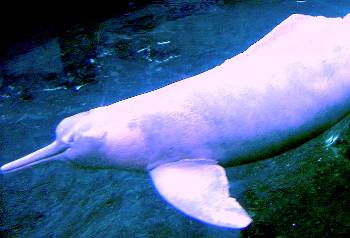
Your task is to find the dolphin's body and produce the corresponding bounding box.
[1,13,350,229]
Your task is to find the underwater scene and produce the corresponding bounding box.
[0,0,350,237]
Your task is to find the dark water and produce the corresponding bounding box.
[0,1,350,237]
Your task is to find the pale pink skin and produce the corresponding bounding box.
[1,13,350,173]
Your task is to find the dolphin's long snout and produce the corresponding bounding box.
[1,142,69,174]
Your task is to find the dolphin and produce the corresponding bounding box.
[1,13,350,229]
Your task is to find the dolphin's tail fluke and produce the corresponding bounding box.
[1,141,68,174]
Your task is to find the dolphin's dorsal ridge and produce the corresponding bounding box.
[344,13,350,23]
[150,159,252,229]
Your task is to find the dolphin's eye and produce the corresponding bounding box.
[68,136,75,143]
[61,134,75,144]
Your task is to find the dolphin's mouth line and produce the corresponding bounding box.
[1,150,68,173]
[14,146,69,168]
[1,142,70,174]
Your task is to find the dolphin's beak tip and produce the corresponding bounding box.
[0,165,8,174]
[0,163,13,174]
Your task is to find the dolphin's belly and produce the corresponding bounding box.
[139,80,350,168]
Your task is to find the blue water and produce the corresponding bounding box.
[1,1,350,237]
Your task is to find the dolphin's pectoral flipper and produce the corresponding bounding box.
[150,159,252,229]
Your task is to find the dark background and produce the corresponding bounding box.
[0,0,155,56]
